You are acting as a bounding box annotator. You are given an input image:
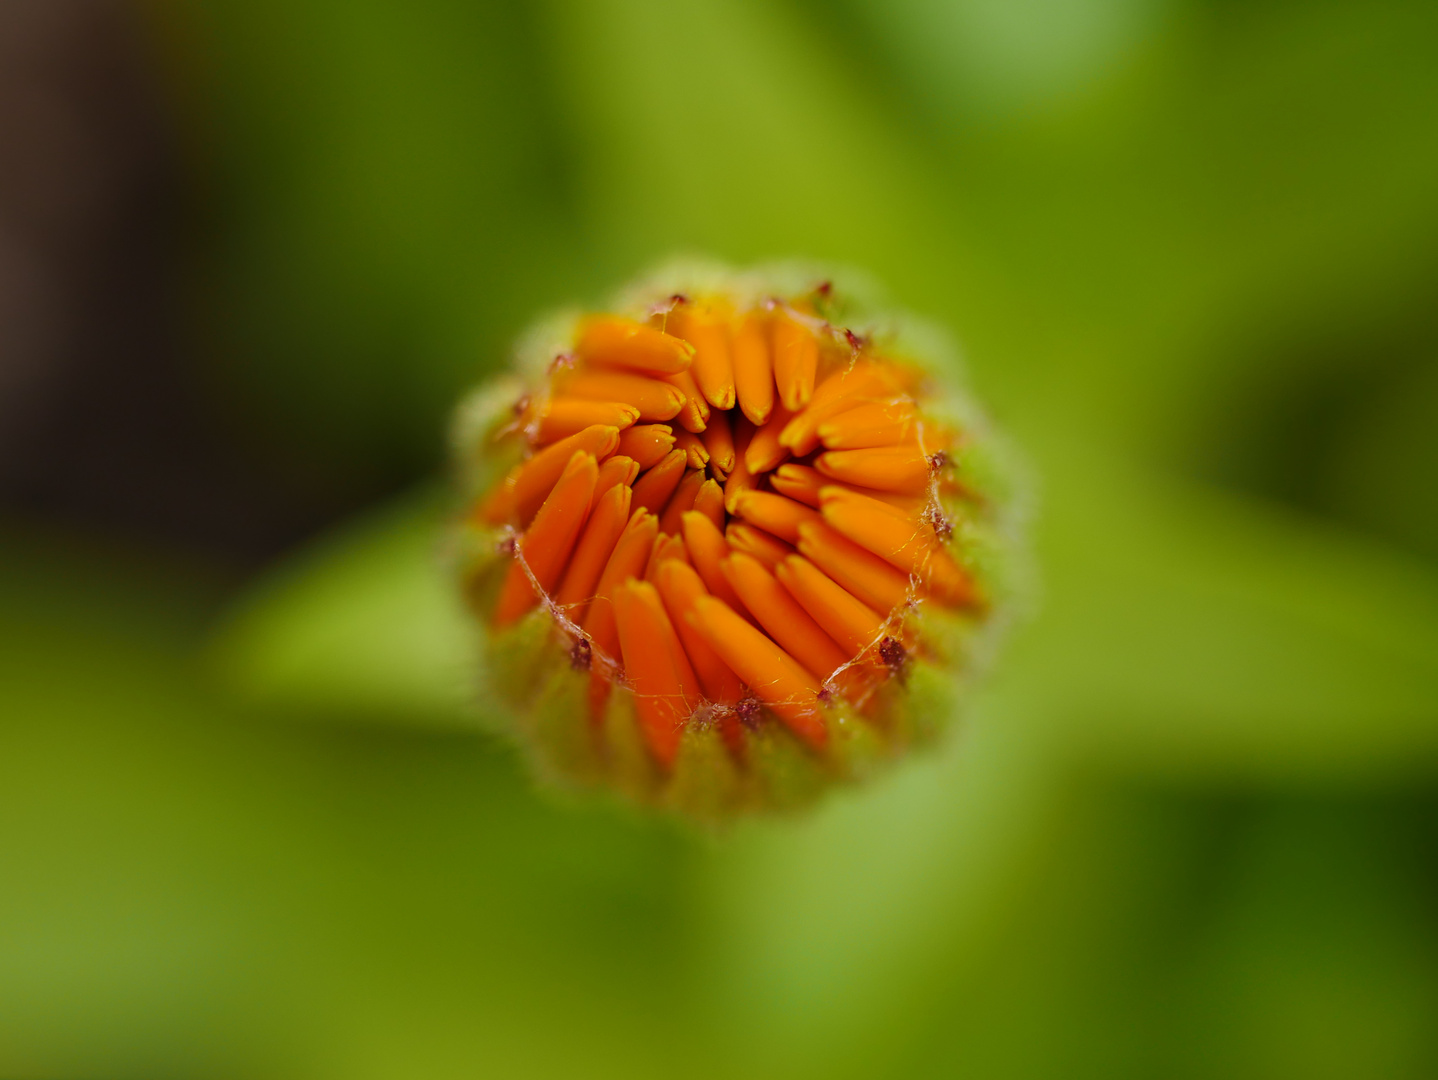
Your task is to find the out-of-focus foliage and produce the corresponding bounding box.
[4,0,1438,1075]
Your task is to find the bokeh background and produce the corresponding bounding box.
[4,0,1438,1075]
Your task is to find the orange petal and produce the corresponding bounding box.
[658,468,706,536]
[616,424,675,470]
[816,399,918,450]
[613,580,696,767]
[771,311,819,412]
[663,368,709,433]
[631,449,687,515]
[725,521,795,569]
[721,552,849,682]
[653,559,745,705]
[775,555,885,657]
[819,482,924,529]
[555,481,633,623]
[576,315,694,375]
[670,305,735,410]
[644,532,691,579]
[627,579,701,710]
[732,489,821,544]
[723,415,758,514]
[514,425,620,525]
[732,311,774,426]
[819,492,978,607]
[743,400,794,475]
[700,408,735,477]
[821,425,923,453]
[685,596,827,748]
[673,429,710,471]
[767,463,820,507]
[773,466,923,513]
[692,479,726,532]
[795,520,912,615]
[557,370,685,421]
[679,510,749,617]
[534,398,640,443]
[590,454,639,514]
[813,445,931,494]
[581,508,658,661]
[778,362,899,455]
[494,451,598,627]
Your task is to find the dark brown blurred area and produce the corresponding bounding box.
[0,0,332,568]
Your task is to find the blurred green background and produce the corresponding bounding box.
[3,0,1438,1075]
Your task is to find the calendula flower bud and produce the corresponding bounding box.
[452,260,1024,820]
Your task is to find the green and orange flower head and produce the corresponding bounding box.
[452,260,1024,821]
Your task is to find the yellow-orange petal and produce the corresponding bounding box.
[817,486,934,566]
[514,425,620,524]
[815,483,914,521]
[628,579,701,710]
[814,445,931,494]
[684,595,827,748]
[725,521,796,569]
[555,480,632,621]
[534,398,640,443]
[582,508,658,661]
[771,465,924,513]
[494,451,598,627]
[658,468,706,536]
[721,552,849,682]
[670,306,735,410]
[644,530,690,581]
[743,400,794,475]
[673,429,710,471]
[816,399,917,450]
[732,489,821,544]
[775,555,885,657]
[817,489,923,559]
[679,510,748,617]
[839,506,977,609]
[768,463,823,507]
[778,362,899,455]
[815,487,976,605]
[613,580,696,767]
[557,370,685,421]
[653,559,745,704]
[771,311,819,412]
[631,449,687,515]
[576,315,694,375]
[616,424,675,470]
[723,416,758,514]
[590,454,639,514]
[700,408,735,476]
[795,520,912,615]
[732,311,774,426]
[692,479,725,531]
[663,368,709,433]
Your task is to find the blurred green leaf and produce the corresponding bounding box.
[1023,439,1438,777]
[208,487,477,726]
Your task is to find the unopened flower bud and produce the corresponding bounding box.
[452,261,1024,820]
